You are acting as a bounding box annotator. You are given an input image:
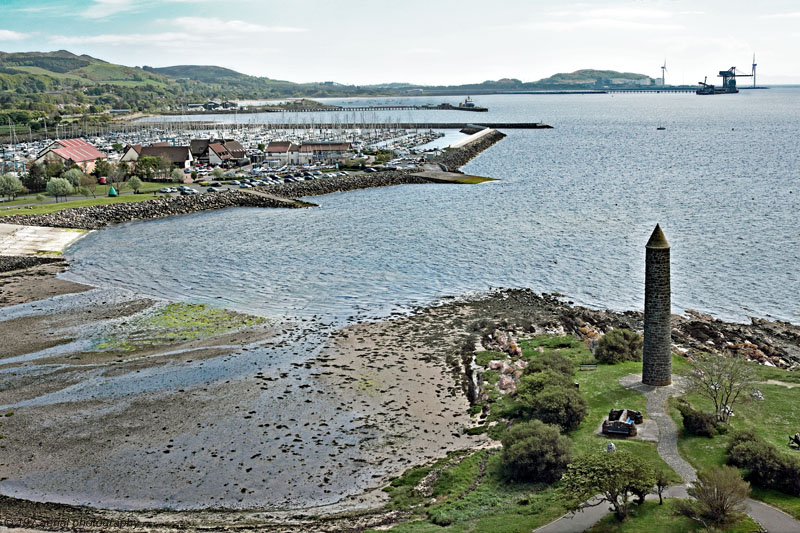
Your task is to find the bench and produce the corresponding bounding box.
[579,364,598,371]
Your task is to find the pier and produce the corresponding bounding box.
[134,121,553,130]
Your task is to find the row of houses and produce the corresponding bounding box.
[120,139,247,168]
[29,138,355,174]
[263,141,352,166]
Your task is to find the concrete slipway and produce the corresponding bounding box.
[0,223,88,256]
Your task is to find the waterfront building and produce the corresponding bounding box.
[32,138,107,173]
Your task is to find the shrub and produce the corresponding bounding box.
[727,430,800,496]
[526,385,587,432]
[594,329,642,364]
[525,351,576,377]
[501,419,572,483]
[128,176,143,193]
[517,370,573,401]
[677,400,717,437]
[674,466,750,529]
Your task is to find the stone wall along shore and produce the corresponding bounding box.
[256,170,429,199]
[0,255,64,273]
[2,190,298,230]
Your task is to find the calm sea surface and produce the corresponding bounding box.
[73,91,800,324]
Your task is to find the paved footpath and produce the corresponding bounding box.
[535,374,800,532]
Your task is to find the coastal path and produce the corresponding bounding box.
[534,374,800,532]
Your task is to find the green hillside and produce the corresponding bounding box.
[540,69,651,84]
[145,65,254,82]
[0,50,654,132]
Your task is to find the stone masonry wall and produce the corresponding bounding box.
[643,246,672,385]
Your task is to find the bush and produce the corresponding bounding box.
[674,466,750,529]
[525,351,576,377]
[677,400,717,437]
[727,430,800,495]
[526,385,587,432]
[595,329,642,364]
[501,420,572,483]
[518,370,573,401]
[128,176,143,193]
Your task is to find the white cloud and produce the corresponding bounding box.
[170,17,307,33]
[758,11,800,19]
[51,32,199,46]
[0,29,30,41]
[82,0,140,19]
[530,19,684,32]
[81,0,217,20]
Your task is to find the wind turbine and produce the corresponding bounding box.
[751,53,757,88]
[661,58,668,86]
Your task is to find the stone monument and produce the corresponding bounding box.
[642,224,672,386]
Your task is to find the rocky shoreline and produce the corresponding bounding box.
[0,255,64,273]
[0,190,304,230]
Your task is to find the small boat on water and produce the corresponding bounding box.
[657,126,666,130]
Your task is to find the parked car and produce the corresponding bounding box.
[206,187,221,192]
[365,167,377,173]
[229,180,240,185]
[180,189,198,195]
[159,187,172,193]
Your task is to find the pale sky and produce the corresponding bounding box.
[2,0,799,85]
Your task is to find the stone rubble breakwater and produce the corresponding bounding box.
[1,190,299,230]
[258,169,429,198]
[436,129,507,170]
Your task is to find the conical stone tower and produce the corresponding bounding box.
[642,224,672,386]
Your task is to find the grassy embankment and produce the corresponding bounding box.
[0,182,174,217]
[669,361,800,518]
[368,335,684,533]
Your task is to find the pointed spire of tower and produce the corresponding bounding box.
[646,224,670,249]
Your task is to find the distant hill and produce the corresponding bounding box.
[0,50,654,128]
[144,65,254,83]
[538,69,651,85]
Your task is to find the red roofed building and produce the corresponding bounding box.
[33,138,107,173]
[207,143,232,166]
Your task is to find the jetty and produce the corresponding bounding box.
[135,121,553,130]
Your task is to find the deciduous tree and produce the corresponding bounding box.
[0,174,24,200]
[45,177,73,202]
[561,451,655,521]
[688,352,756,424]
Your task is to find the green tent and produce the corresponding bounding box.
[108,185,118,197]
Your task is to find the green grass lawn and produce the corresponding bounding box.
[0,194,163,217]
[518,336,679,477]
[587,499,760,532]
[670,360,800,518]
[372,450,567,533]
[373,335,690,532]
